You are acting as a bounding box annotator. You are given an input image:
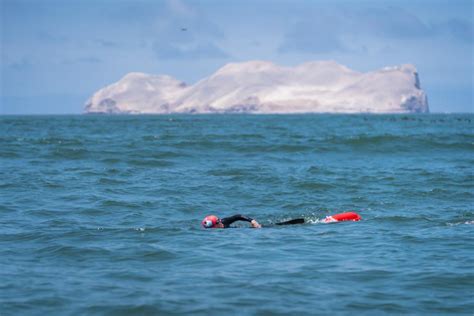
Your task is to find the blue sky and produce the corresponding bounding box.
[1,0,473,114]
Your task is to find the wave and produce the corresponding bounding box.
[326,134,474,152]
[447,220,474,226]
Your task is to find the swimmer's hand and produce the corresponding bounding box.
[251,219,261,228]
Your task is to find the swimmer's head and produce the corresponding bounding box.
[201,215,219,228]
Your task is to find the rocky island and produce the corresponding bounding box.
[85,60,429,114]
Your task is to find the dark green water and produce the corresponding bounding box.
[1,114,473,315]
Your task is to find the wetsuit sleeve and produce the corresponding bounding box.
[220,214,254,228]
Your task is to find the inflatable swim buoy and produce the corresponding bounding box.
[323,212,361,223]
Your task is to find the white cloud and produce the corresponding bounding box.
[166,0,195,18]
[149,1,229,60]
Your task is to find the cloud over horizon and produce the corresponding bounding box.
[151,0,230,60]
[279,5,473,55]
[1,0,472,113]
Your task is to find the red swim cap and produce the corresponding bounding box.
[202,215,219,228]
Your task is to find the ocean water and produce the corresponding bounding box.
[1,114,473,315]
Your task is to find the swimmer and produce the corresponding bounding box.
[201,214,262,228]
[201,211,361,229]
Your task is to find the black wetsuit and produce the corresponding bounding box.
[220,214,254,228]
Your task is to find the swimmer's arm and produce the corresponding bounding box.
[237,214,261,228]
[250,219,261,228]
[236,214,261,228]
[221,214,261,228]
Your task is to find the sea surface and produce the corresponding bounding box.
[1,114,473,315]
